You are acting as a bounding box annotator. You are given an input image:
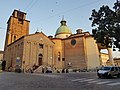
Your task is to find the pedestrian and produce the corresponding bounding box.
[2,60,6,71]
[66,69,69,73]
[42,67,44,73]
[62,68,65,73]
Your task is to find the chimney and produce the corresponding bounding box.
[48,35,53,39]
[76,29,83,34]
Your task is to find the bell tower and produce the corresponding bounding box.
[4,9,30,48]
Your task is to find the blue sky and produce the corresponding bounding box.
[0,0,119,57]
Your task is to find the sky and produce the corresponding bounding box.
[0,0,120,57]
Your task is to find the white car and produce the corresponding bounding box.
[97,66,120,78]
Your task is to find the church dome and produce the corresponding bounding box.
[55,19,72,38]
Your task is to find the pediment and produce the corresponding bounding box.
[24,32,54,45]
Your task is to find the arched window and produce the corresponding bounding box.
[58,52,60,61]
[39,44,43,48]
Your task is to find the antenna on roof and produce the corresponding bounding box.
[41,28,42,32]
[62,15,64,20]
[35,28,39,33]
[37,28,39,32]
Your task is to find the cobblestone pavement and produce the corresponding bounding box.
[0,72,120,90]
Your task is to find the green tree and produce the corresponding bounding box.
[89,0,120,51]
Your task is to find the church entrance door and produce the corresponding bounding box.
[38,57,42,66]
[38,54,43,66]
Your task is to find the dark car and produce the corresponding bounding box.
[97,66,120,78]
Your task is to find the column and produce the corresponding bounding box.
[107,48,114,66]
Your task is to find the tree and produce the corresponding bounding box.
[113,0,120,51]
[89,0,120,51]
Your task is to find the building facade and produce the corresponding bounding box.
[0,51,4,70]
[0,51,3,61]
[100,53,109,66]
[4,10,102,72]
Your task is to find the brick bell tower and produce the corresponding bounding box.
[4,9,30,49]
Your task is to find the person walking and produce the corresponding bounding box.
[2,60,6,71]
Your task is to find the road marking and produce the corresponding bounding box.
[78,79,94,82]
[88,80,101,83]
[72,78,86,82]
[37,74,62,78]
[83,79,94,81]
[96,81,112,84]
[107,82,120,86]
[71,78,120,86]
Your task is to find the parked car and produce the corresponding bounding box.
[97,66,120,78]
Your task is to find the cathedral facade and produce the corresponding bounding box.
[3,10,101,72]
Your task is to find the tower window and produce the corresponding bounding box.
[17,11,24,20]
[18,19,23,24]
[14,36,16,41]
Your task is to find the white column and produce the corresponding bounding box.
[107,48,114,66]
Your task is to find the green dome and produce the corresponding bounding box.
[55,19,72,36]
[55,26,72,35]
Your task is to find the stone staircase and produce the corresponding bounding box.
[33,65,50,73]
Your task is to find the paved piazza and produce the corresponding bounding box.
[0,72,120,90]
